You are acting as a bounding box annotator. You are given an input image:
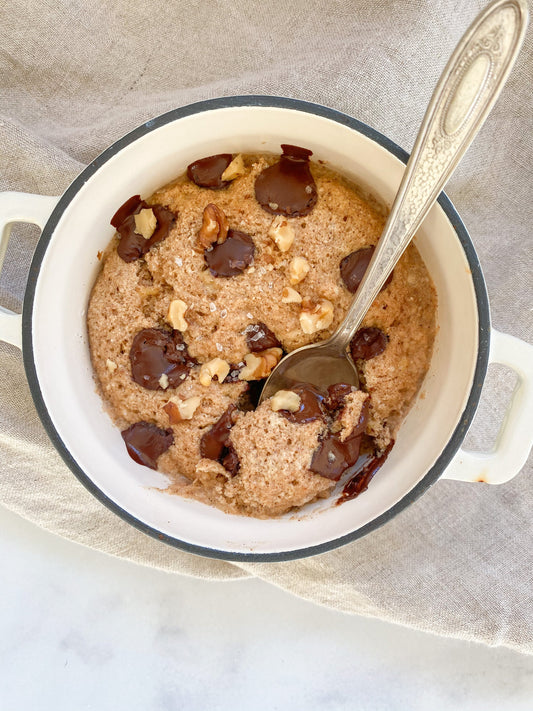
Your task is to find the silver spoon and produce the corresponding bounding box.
[260,0,528,403]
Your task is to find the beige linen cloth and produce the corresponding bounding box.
[1,0,532,653]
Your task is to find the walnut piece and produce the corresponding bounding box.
[196,204,229,252]
[299,298,334,334]
[133,208,157,240]
[281,286,302,303]
[159,373,170,390]
[164,395,202,423]
[288,256,310,285]
[270,390,301,413]
[238,347,283,381]
[221,154,246,181]
[167,299,188,332]
[268,216,295,252]
[199,357,231,387]
[105,358,118,373]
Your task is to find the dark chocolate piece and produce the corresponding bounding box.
[254,144,317,217]
[221,445,240,476]
[187,154,233,189]
[340,245,393,294]
[111,195,143,229]
[199,405,237,462]
[204,229,255,277]
[111,194,176,264]
[350,327,388,361]
[121,421,174,470]
[279,383,328,425]
[310,398,370,481]
[324,383,356,413]
[245,322,281,352]
[129,328,196,391]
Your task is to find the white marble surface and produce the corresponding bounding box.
[1,505,533,711]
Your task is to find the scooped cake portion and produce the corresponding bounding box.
[87,145,437,517]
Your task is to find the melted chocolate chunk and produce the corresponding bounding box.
[310,399,369,481]
[337,440,394,503]
[340,245,393,294]
[223,362,245,383]
[187,154,233,189]
[324,383,356,413]
[129,328,196,391]
[254,144,317,217]
[350,327,388,361]
[121,421,174,470]
[204,229,255,277]
[199,405,237,462]
[111,195,143,229]
[279,383,328,425]
[245,322,281,352]
[221,445,240,476]
[113,197,176,264]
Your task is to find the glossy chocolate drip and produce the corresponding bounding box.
[112,197,176,263]
[350,327,388,361]
[254,144,317,217]
[337,440,394,503]
[204,229,255,277]
[187,154,233,188]
[340,245,393,294]
[245,322,281,352]
[199,404,237,462]
[121,421,174,469]
[129,328,196,390]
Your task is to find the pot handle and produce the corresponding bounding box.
[442,328,533,484]
[0,191,60,350]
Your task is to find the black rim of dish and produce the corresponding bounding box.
[22,95,491,562]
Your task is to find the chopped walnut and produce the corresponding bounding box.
[106,359,118,373]
[199,357,231,387]
[288,256,310,285]
[167,299,188,332]
[299,298,334,334]
[281,286,302,303]
[238,347,283,381]
[133,208,157,240]
[164,395,202,423]
[159,373,170,390]
[270,390,301,412]
[220,154,246,181]
[196,204,229,252]
[268,216,295,252]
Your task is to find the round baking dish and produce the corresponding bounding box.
[1,96,532,561]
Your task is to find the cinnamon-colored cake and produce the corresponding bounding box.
[87,146,437,517]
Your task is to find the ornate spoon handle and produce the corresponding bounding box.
[330,0,528,350]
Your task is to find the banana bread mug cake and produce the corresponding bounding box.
[87,145,437,518]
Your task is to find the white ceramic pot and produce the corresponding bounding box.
[1,97,532,561]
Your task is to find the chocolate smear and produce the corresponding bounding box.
[121,421,174,470]
[245,322,281,352]
[254,144,317,217]
[187,154,233,189]
[204,229,255,277]
[279,383,328,425]
[340,245,393,294]
[200,405,240,475]
[130,328,196,391]
[112,195,176,263]
[350,327,388,361]
[337,440,394,503]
